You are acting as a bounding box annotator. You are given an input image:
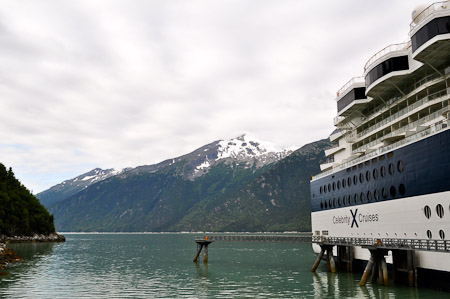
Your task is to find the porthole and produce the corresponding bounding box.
[399,184,406,196]
[436,204,444,218]
[380,155,385,161]
[342,179,346,188]
[366,171,371,182]
[320,202,324,209]
[367,191,372,202]
[354,193,359,204]
[390,186,396,197]
[382,187,387,199]
[338,197,342,206]
[374,189,379,201]
[439,230,445,240]
[324,201,328,209]
[372,157,378,163]
[359,173,364,183]
[353,175,357,185]
[320,186,323,194]
[358,163,363,169]
[365,161,370,166]
[333,198,336,207]
[328,184,331,192]
[337,180,341,190]
[373,168,378,179]
[343,196,347,205]
[348,177,352,186]
[332,182,336,191]
[427,230,432,239]
[352,166,357,171]
[380,166,386,177]
[387,152,394,158]
[360,192,365,203]
[397,160,404,173]
[329,199,332,208]
[324,185,327,193]
[424,205,431,219]
[349,194,353,205]
[389,163,395,175]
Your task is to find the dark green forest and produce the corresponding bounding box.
[0,163,55,236]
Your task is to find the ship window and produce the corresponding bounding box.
[324,201,328,209]
[332,182,336,191]
[380,166,386,177]
[349,194,353,205]
[360,192,365,203]
[320,186,323,194]
[367,191,372,202]
[399,184,406,196]
[424,205,431,219]
[328,184,331,192]
[387,152,394,158]
[352,166,357,171]
[436,204,444,218]
[320,202,323,209]
[354,193,359,204]
[338,197,342,206]
[329,199,333,208]
[347,168,351,173]
[359,173,364,183]
[372,158,378,163]
[398,160,404,173]
[342,179,346,188]
[382,187,388,199]
[439,230,445,240]
[365,161,370,166]
[343,196,347,205]
[366,171,371,182]
[337,180,341,190]
[389,163,395,175]
[348,177,352,186]
[390,186,396,197]
[373,168,379,179]
[358,163,363,169]
[353,175,358,185]
[380,155,385,161]
[374,189,380,201]
[427,230,432,239]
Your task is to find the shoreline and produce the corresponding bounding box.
[0,233,65,271]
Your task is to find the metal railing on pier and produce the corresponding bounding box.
[195,233,313,243]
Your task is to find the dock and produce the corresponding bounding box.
[193,233,450,287]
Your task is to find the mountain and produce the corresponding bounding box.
[45,135,330,232]
[0,163,55,236]
[37,168,129,208]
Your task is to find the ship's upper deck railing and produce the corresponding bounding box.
[312,118,450,181]
[336,77,365,100]
[364,42,411,72]
[410,1,450,30]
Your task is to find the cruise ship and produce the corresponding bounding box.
[310,2,450,284]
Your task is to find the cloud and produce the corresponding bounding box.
[0,0,428,192]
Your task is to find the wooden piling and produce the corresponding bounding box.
[311,247,325,272]
[193,243,204,263]
[359,254,375,286]
[381,256,389,286]
[407,250,417,287]
[327,247,336,273]
[203,243,209,263]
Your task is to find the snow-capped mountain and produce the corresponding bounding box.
[37,168,129,208]
[38,134,297,206]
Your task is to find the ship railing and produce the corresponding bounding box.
[353,106,449,155]
[356,73,443,129]
[313,236,450,252]
[335,77,365,100]
[410,1,450,30]
[364,42,410,72]
[356,87,448,139]
[312,118,450,181]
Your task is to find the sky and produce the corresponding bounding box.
[0,0,430,193]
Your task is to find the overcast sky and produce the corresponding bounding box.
[1,0,429,193]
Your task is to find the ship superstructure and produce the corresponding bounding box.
[310,2,450,277]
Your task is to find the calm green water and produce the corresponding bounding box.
[0,233,447,298]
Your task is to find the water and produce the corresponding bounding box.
[0,233,447,298]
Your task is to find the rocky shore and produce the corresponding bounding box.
[0,233,65,270]
[0,232,65,244]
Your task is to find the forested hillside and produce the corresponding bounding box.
[0,164,55,236]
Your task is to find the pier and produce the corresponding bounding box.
[193,234,450,288]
